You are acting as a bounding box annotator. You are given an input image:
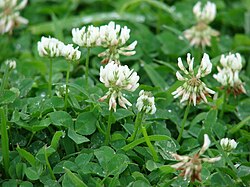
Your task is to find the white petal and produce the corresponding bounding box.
[200,134,210,155]
[176,71,185,81]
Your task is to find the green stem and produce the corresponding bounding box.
[27,132,35,147]
[48,58,53,97]
[219,90,227,119]
[141,125,159,162]
[127,112,143,142]
[177,104,190,142]
[44,146,56,180]
[104,110,113,145]
[0,66,10,95]
[229,115,250,134]
[64,62,71,109]
[96,122,106,135]
[85,48,90,88]
[0,107,10,177]
[207,149,229,185]
[156,0,164,33]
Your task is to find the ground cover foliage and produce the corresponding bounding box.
[0,0,250,186]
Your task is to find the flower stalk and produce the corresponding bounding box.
[64,61,71,109]
[127,112,143,142]
[44,145,56,180]
[48,58,53,97]
[141,125,159,162]
[0,65,10,95]
[177,103,191,142]
[85,48,90,87]
[104,110,113,145]
[219,89,227,119]
[0,107,10,178]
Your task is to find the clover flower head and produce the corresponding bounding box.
[5,59,16,69]
[213,67,233,87]
[213,53,246,95]
[99,21,130,47]
[0,0,28,34]
[184,1,218,48]
[98,21,137,64]
[220,53,242,71]
[136,90,156,114]
[220,138,237,152]
[72,25,101,47]
[37,36,64,58]
[62,44,81,61]
[171,134,221,182]
[99,61,139,111]
[172,53,215,106]
[193,1,216,24]
[184,24,219,48]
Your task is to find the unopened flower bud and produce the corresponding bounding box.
[6,60,16,69]
[220,138,237,152]
[136,90,156,114]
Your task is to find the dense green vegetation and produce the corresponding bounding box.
[0,0,250,186]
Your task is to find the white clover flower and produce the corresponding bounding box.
[171,134,221,182]
[193,1,216,24]
[62,44,81,61]
[55,84,68,97]
[213,53,246,95]
[220,138,237,152]
[184,1,218,48]
[99,21,130,47]
[213,67,234,87]
[99,61,139,111]
[184,24,219,48]
[136,90,156,114]
[72,25,101,47]
[0,0,28,34]
[220,53,242,71]
[37,36,64,58]
[5,59,16,69]
[98,21,137,64]
[172,53,215,106]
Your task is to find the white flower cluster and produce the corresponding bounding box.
[184,1,219,48]
[213,53,246,95]
[171,134,221,181]
[5,59,16,69]
[172,53,215,106]
[136,90,156,114]
[38,37,64,58]
[193,1,216,24]
[37,36,81,61]
[99,61,139,111]
[62,44,81,61]
[72,25,101,47]
[184,25,219,48]
[0,0,28,34]
[72,21,137,64]
[98,22,137,63]
[220,138,237,152]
